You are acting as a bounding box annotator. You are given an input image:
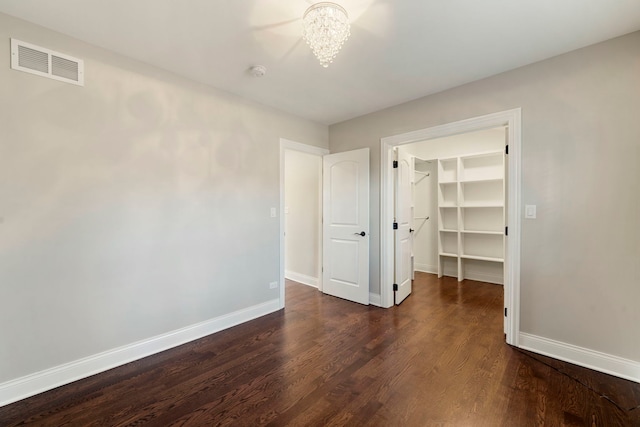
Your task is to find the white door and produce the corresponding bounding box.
[394,149,413,304]
[503,127,509,335]
[322,148,370,305]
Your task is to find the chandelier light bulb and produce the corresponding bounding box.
[302,2,351,68]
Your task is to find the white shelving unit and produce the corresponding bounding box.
[437,151,505,282]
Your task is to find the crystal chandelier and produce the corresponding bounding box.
[302,2,351,68]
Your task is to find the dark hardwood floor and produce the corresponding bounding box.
[1,273,639,426]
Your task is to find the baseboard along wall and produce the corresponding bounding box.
[284,271,318,288]
[434,271,504,285]
[4,300,636,408]
[0,299,281,407]
[519,333,640,384]
[414,264,437,275]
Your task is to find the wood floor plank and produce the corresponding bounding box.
[1,273,639,426]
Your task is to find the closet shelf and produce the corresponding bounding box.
[461,230,503,235]
[460,254,504,263]
[439,228,457,233]
[439,252,458,258]
[460,203,503,208]
[460,177,503,184]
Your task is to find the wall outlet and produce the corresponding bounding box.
[269,281,278,289]
[270,207,277,218]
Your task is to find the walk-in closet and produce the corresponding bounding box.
[398,126,506,285]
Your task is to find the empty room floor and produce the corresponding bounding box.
[1,273,638,426]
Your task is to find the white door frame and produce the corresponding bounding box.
[380,109,522,346]
[279,138,329,309]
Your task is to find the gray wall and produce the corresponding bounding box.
[329,32,640,362]
[0,13,327,383]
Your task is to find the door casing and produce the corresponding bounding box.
[380,109,522,346]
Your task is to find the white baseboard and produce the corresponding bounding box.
[413,268,503,285]
[285,270,318,288]
[0,299,281,407]
[414,264,437,274]
[463,271,503,285]
[369,293,381,307]
[519,333,640,383]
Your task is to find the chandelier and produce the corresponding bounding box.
[302,2,351,68]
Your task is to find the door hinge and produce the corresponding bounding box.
[393,222,398,230]
[505,226,508,236]
[393,160,398,168]
[393,283,398,291]
[505,145,509,155]
[504,307,508,317]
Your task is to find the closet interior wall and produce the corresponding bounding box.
[412,159,438,275]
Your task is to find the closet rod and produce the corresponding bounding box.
[413,216,430,220]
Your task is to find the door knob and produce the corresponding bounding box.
[354,231,366,236]
[409,228,414,233]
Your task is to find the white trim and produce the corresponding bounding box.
[369,293,382,307]
[0,299,280,407]
[285,270,319,288]
[463,272,503,285]
[279,139,329,309]
[380,108,522,346]
[519,333,640,384]
[414,263,437,274]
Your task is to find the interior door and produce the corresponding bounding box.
[322,148,370,305]
[503,127,509,335]
[394,148,413,304]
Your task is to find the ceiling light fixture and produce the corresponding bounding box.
[302,2,350,68]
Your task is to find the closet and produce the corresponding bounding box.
[399,127,506,285]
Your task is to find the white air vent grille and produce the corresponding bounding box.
[18,44,49,73]
[11,39,84,86]
[52,55,79,81]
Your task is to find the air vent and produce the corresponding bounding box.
[11,39,84,86]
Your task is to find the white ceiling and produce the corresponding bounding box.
[1,0,640,125]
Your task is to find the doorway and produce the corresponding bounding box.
[399,127,507,284]
[279,139,328,309]
[280,141,372,308]
[381,109,522,345]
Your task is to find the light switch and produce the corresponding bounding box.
[525,205,537,219]
[270,207,277,218]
